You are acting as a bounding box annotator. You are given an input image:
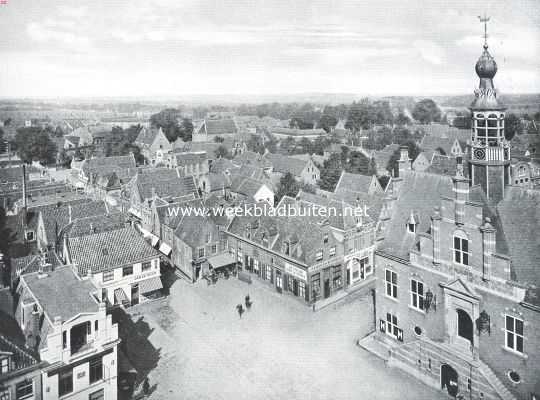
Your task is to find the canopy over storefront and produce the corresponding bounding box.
[208,254,236,270]
[139,276,163,294]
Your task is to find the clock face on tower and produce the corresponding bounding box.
[474,148,486,160]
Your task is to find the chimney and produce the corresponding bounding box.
[397,146,411,176]
[22,164,27,210]
[480,217,496,281]
[431,207,442,265]
[452,157,469,225]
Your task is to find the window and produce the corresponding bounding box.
[265,265,272,280]
[0,357,8,374]
[323,234,328,244]
[103,270,114,282]
[410,279,424,311]
[253,259,259,273]
[333,265,342,288]
[211,244,217,254]
[386,313,398,338]
[198,247,205,258]
[206,233,211,243]
[408,223,415,233]
[89,389,104,400]
[142,261,152,271]
[89,357,103,383]
[329,246,336,257]
[123,266,133,277]
[385,269,398,298]
[414,326,422,336]
[505,315,524,354]
[454,234,469,265]
[25,230,34,241]
[298,281,305,298]
[59,369,73,397]
[62,331,67,349]
[315,250,323,262]
[16,379,33,399]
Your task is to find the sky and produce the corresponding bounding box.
[0,0,539,98]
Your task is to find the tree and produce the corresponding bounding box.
[345,99,373,132]
[318,153,344,191]
[299,137,312,154]
[395,112,411,126]
[150,109,193,142]
[412,99,441,124]
[178,118,194,142]
[215,145,230,159]
[505,113,522,140]
[14,128,57,164]
[276,172,300,202]
[346,151,370,175]
[319,114,338,133]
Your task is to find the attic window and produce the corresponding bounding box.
[408,223,416,233]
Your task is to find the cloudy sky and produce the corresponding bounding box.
[0,0,539,98]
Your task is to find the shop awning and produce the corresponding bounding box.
[159,242,172,256]
[139,277,163,294]
[114,288,129,304]
[208,253,236,269]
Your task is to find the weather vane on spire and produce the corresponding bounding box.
[478,14,490,48]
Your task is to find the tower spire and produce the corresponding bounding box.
[478,14,490,49]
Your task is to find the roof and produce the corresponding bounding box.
[270,127,326,136]
[134,127,166,147]
[22,266,99,321]
[496,187,540,290]
[335,171,375,194]
[230,176,269,199]
[11,251,63,278]
[39,200,109,246]
[134,173,198,200]
[264,153,310,176]
[380,170,454,259]
[420,136,459,155]
[426,154,458,176]
[0,166,26,184]
[82,154,136,182]
[233,151,272,168]
[156,198,203,229]
[64,135,80,146]
[0,333,39,371]
[67,212,126,238]
[67,226,159,275]
[174,214,219,248]
[174,151,207,166]
[198,118,238,136]
[209,157,237,173]
[208,172,231,191]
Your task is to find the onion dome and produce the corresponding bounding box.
[475,44,498,79]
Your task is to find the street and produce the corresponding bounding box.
[122,275,447,400]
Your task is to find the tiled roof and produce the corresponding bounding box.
[82,154,136,182]
[329,189,384,222]
[496,187,540,289]
[134,127,165,147]
[233,151,272,168]
[11,251,63,278]
[67,212,126,238]
[208,172,231,192]
[209,157,237,173]
[0,166,26,184]
[230,164,269,182]
[426,154,458,176]
[174,151,207,166]
[22,266,99,321]
[136,174,198,200]
[156,198,203,229]
[67,226,159,275]
[227,202,339,265]
[380,170,453,259]
[0,334,39,371]
[174,214,219,248]
[264,153,308,176]
[230,176,268,199]
[420,136,459,155]
[335,171,374,194]
[270,127,326,136]
[198,118,238,136]
[40,200,109,246]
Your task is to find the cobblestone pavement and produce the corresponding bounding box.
[125,276,447,400]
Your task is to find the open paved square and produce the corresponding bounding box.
[123,276,447,400]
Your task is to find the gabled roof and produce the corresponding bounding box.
[335,171,377,195]
[134,127,167,147]
[67,212,126,238]
[420,136,460,155]
[209,157,237,173]
[0,334,39,371]
[11,251,63,278]
[174,214,219,248]
[380,170,454,259]
[156,198,203,229]
[82,154,137,182]
[426,154,459,176]
[496,187,540,289]
[233,151,272,168]
[22,266,99,321]
[264,153,310,176]
[129,169,198,200]
[67,226,159,275]
[197,118,238,136]
[230,176,270,199]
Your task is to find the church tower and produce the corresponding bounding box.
[468,16,510,203]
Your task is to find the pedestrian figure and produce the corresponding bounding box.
[236,304,244,318]
[245,294,252,310]
[143,377,150,395]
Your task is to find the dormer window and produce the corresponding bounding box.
[408,223,416,233]
[407,211,418,233]
[323,234,328,244]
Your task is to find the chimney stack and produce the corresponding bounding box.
[397,146,411,176]
[452,157,469,225]
[22,164,28,210]
[480,217,496,281]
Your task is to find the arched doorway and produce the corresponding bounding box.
[441,364,459,397]
[457,309,473,345]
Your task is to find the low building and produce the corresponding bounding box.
[0,332,45,400]
[64,226,162,308]
[134,127,172,166]
[16,266,120,400]
[192,117,239,143]
[264,153,320,186]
